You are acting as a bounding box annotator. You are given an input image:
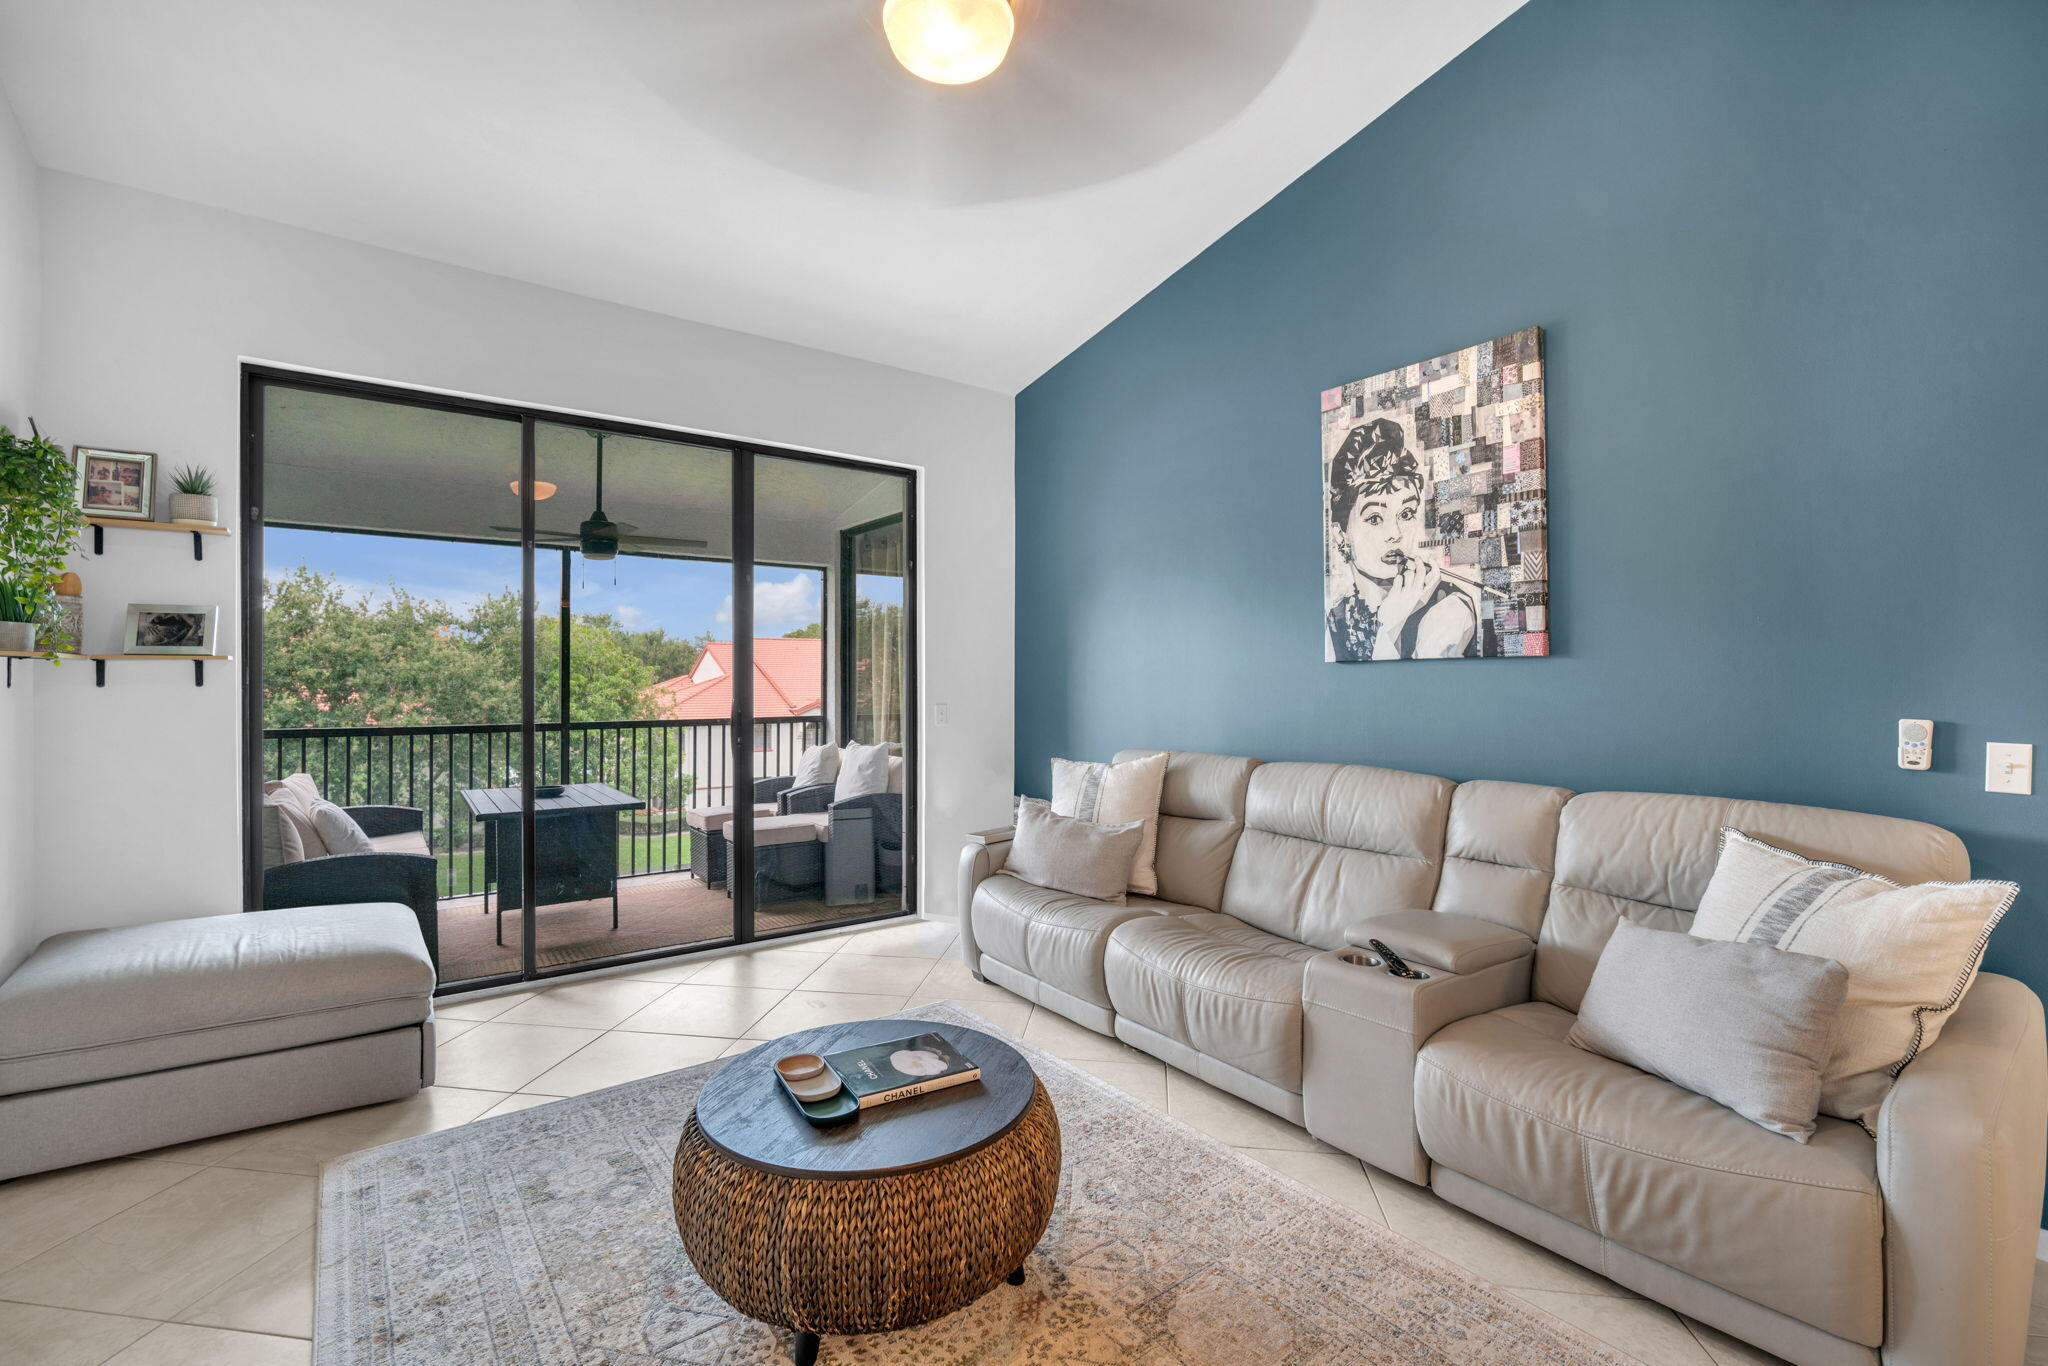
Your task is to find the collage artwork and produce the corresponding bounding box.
[1320,325,1548,662]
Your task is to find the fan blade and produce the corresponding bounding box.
[619,534,710,549]
[488,525,582,540]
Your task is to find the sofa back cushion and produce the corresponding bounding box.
[1430,779,1573,937]
[1220,761,1453,950]
[1112,749,1259,911]
[1536,791,1969,1012]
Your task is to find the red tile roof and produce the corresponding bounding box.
[643,638,824,721]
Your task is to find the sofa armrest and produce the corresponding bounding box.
[1301,947,1534,1183]
[754,775,797,806]
[957,828,1014,974]
[343,805,424,838]
[1876,972,2047,1366]
[260,852,440,969]
[779,782,837,815]
[1343,908,1534,975]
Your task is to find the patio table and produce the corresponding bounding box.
[459,782,647,946]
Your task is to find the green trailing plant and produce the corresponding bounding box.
[0,425,87,634]
[171,463,217,497]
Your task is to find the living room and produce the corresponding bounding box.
[1,3,2044,1365]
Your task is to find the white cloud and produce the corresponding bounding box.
[614,603,648,628]
[716,572,821,632]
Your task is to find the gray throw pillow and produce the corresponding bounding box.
[834,742,891,802]
[1004,798,1145,904]
[310,800,375,857]
[792,743,841,791]
[1567,920,1848,1142]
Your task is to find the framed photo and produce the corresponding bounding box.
[73,446,157,521]
[123,603,218,656]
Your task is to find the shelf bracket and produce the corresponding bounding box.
[92,524,104,556]
[4,658,12,688]
[94,659,106,688]
[194,659,206,687]
[192,531,205,561]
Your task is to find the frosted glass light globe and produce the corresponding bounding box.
[883,0,1015,86]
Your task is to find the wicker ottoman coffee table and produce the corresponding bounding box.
[672,1019,1061,1364]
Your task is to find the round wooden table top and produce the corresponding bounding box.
[694,1019,1036,1179]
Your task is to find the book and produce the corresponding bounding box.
[824,1032,982,1109]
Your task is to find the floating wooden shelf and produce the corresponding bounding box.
[82,517,231,561]
[1,649,87,688]
[85,653,233,687]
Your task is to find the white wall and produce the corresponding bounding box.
[0,89,40,973]
[30,170,1014,942]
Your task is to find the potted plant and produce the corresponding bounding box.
[169,464,220,526]
[0,426,87,654]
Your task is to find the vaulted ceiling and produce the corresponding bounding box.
[0,0,1520,392]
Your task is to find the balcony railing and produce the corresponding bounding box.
[262,717,827,899]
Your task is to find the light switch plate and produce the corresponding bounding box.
[1986,742,2034,795]
[933,702,950,726]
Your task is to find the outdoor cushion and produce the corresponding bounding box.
[1104,912,1320,1092]
[0,903,435,1097]
[754,812,829,847]
[970,874,1193,1011]
[1416,1001,1883,1345]
[369,829,431,858]
[685,802,777,834]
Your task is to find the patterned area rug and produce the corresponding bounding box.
[318,1002,1627,1365]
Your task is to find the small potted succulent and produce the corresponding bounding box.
[168,464,220,526]
[0,425,87,654]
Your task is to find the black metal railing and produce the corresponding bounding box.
[261,717,826,899]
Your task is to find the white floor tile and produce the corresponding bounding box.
[1515,1290,1714,1365]
[615,983,786,1037]
[489,979,676,1030]
[103,1322,311,1366]
[520,1030,732,1097]
[433,1022,604,1092]
[741,991,911,1039]
[0,1299,156,1366]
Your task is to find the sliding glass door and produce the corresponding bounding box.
[243,369,917,994]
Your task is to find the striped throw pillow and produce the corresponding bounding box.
[1690,828,2017,1127]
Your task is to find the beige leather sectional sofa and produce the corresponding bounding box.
[958,749,2048,1366]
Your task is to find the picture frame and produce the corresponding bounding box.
[72,446,157,521]
[122,603,218,656]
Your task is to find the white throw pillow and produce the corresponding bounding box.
[834,742,891,802]
[1690,828,2018,1126]
[311,800,375,856]
[791,743,841,791]
[260,796,306,867]
[264,776,329,858]
[1051,752,1167,897]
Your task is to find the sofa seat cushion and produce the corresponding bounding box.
[1104,912,1321,1092]
[0,903,436,1097]
[969,874,1191,1010]
[368,829,431,858]
[1416,1002,1883,1345]
[685,802,778,834]
[754,812,830,847]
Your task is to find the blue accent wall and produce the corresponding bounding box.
[1016,0,2048,1013]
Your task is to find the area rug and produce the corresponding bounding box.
[317,1002,1629,1365]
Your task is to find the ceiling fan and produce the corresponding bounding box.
[492,430,708,560]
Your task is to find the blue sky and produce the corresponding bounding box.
[265,528,838,641]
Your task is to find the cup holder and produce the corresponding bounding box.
[1338,951,1383,968]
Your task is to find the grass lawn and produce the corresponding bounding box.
[433,830,694,898]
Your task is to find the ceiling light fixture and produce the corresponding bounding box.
[882,0,1015,86]
[509,480,558,501]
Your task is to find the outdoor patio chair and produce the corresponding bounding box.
[261,800,440,967]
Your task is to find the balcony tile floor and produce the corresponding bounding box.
[4,914,2041,1366]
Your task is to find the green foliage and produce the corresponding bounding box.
[781,621,822,639]
[262,568,667,729]
[577,612,708,682]
[0,426,86,625]
[170,464,217,496]
[850,597,905,744]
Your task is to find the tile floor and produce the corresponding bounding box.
[5,915,2045,1366]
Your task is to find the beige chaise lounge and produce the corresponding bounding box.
[959,749,2048,1366]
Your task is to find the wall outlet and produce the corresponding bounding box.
[933,702,950,726]
[1986,742,2034,795]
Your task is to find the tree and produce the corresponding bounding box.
[782,622,822,639]
[581,613,708,682]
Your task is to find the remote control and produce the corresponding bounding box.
[1898,719,1932,771]
[1368,938,1426,980]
